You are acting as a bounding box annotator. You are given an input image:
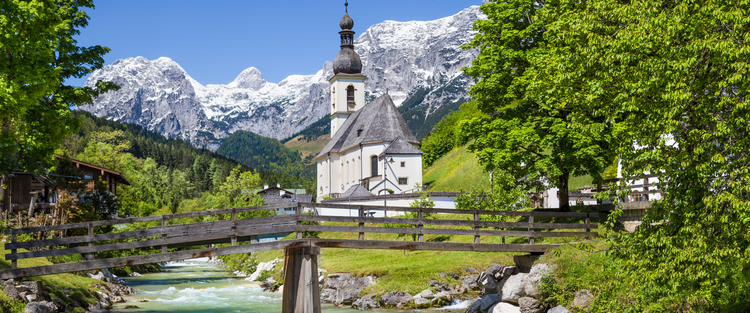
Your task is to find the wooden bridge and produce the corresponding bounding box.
[2,203,598,313]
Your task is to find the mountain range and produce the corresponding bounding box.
[80,5,483,151]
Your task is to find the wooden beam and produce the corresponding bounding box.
[309,239,557,253]
[0,240,309,279]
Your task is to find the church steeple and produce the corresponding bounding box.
[333,1,362,74]
[329,1,367,136]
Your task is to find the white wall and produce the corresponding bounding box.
[330,75,365,135]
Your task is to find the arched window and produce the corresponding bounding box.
[371,155,378,177]
[346,161,349,184]
[347,85,355,107]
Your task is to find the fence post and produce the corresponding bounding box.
[10,229,17,269]
[474,213,480,244]
[296,202,303,239]
[161,216,167,253]
[585,212,591,233]
[87,222,95,260]
[231,208,237,246]
[528,212,535,244]
[358,206,365,240]
[417,208,424,242]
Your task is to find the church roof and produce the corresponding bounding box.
[315,94,419,160]
[379,138,423,157]
[340,184,373,198]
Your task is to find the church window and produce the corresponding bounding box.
[371,156,378,177]
[400,161,405,168]
[347,85,355,107]
[398,178,408,185]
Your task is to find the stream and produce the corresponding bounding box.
[111,258,470,313]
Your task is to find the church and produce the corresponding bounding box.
[315,4,423,200]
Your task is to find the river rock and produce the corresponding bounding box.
[379,291,413,307]
[485,264,503,278]
[321,273,377,305]
[477,272,498,294]
[547,305,570,313]
[465,298,482,313]
[247,258,282,281]
[439,272,448,278]
[414,297,431,308]
[524,264,551,297]
[4,280,22,301]
[461,274,481,291]
[448,271,459,280]
[434,291,452,302]
[24,301,57,313]
[479,293,501,312]
[130,272,143,277]
[261,277,279,292]
[573,289,593,309]
[465,267,478,273]
[518,297,544,313]
[352,293,379,310]
[501,273,528,304]
[491,302,521,313]
[418,289,435,299]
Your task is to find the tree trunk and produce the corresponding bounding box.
[559,170,570,212]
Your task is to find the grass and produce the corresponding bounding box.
[254,210,603,297]
[423,144,596,192]
[423,145,491,192]
[284,134,330,158]
[0,235,102,313]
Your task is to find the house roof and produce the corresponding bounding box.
[54,155,131,185]
[260,194,313,205]
[315,94,419,160]
[255,186,294,195]
[379,138,422,157]
[340,184,373,198]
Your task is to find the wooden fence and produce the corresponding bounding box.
[1,203,598,279]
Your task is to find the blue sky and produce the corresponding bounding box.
[68,0,480,87]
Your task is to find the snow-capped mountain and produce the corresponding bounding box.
[81,6,483,150]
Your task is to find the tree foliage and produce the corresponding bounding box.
[0,0,117,174]
[462,0,614,211]
[468,0,750,310]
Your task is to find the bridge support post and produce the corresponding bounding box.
[282,245,321,313]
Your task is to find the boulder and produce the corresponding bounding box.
[352,293,379,310]
[448,271,459,280]
[460,274,481,291]
[261,277,279,292]
[478,293,501,312]
[491,302,521,313]
[501,266,518,278]
[524,264,551,297]
[485,263,504,278]
[465,298,482,313]
[439,272,448,278]
[3,280,22,301]
[24,301,57,313]
[247,258,282,282]
[414,297,431,309]
[465,267,479,274]
[130,272,143,277]
[418,289,435,299]
[518,297,544,313]
[477,272,498,292]
[547,305,570,313]
[434,291,452,302]
[379,291,413,307]
[90,272,105,281]
[501,273,528,304]
[321,273,377,306]
[573,289,593,309]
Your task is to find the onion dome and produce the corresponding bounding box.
[333,49,362,74]
[340,12,354,30]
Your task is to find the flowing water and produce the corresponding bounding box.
[112,258,469,313]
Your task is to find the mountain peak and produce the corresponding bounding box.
[229,67,266,90]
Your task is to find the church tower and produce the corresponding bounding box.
[329,1,366,136]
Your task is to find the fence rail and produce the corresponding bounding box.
[2,202,599,279]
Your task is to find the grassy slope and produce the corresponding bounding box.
[254,211,601,296]
[0,236,101,313]
[284,134,330,158]
[423,144,595,192]
[422,145,491,192]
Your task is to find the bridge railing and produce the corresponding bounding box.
[1,202,598,279]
